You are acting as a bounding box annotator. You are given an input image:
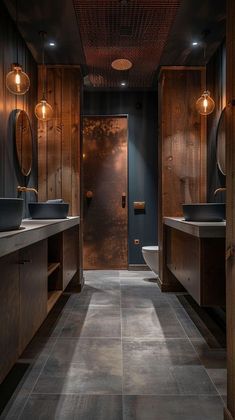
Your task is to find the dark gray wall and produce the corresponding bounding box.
[207,42,226,202]
[83,90,157,265]
[0,1,38,216]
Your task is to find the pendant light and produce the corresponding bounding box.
[6,0,30,95]
[196,41,215,116]
[35,32,53,122]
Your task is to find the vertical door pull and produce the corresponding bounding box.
[122,193,126,208]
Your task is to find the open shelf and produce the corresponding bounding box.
[47,290,63,313]
[48,262,60,277]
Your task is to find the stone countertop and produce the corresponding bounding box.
[164,217,226,238]
[0,216,80,258]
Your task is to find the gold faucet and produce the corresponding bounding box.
[213,187,226,198]
[17,186,38,196]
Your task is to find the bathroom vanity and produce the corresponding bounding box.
[0,217,81,383]
[163,217,226,307]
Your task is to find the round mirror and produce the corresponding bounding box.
[216,108,226,176]
[15,110,33,176]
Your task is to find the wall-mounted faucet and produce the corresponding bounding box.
[213,187,226,198]
[17,186,38,198]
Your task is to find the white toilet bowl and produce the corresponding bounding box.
[142,246,159,276]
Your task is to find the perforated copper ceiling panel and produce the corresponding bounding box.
[73,0,181,88]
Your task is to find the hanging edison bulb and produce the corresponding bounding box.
[196,90,215,116]
[6,64,30,95]
[35,32,53,122]
[35,98,53,121]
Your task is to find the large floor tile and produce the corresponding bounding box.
[72,285,120,307]
[19,394,123,420]
[121,285,168,309]
[206,368,227,396]
[60,306,121,338]
[190,338,227,369]
[123,395,224,420]
[174,308,202,339]
[122,307,186,338]
[170,365,217,395]
[123,339,201,394]
[33,338,122,394]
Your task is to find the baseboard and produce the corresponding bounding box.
[128,264,150,271]
[224,406,234,420]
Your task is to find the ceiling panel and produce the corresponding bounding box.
[73,0,181,88]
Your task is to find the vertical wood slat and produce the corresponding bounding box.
[37,65,82,216]
[38,65,48,201]
[226,1,235,418]
[0,4,37,205]
[158,66,207,291]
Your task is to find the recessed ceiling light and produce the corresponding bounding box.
[192,42,198,46]
[49,42,55,47]
[111,58,132,71]
[121,82,126,86]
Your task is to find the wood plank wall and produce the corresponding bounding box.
[158,67,207,291]
[0,4,37,208]
[225,1,235,418]
[38,65,82,216]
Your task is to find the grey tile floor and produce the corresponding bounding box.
[1,270,226,420]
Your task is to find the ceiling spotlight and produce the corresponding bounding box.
[192,42,198,46]
[111,58,132,71]
[49,42,55,46]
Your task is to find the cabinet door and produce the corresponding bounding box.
[19,240,47,353]
[63,227,79,289]
[0,252,19,383]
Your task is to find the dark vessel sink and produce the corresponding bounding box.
[182,203,225,222]
[0,198,24,231]
[28,202,69,219]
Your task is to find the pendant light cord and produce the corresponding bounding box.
[16,0,19,64]
[40,31,46,99]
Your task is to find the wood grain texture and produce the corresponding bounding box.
[0,3,37,214]
[0,252,19,383]
[166,226,225,306]
[226,0,235,417]
[19,240,47,353]
[62,226,79,289]
[158,67,207,291]
[38,66,82,216]
[83,116,128,269]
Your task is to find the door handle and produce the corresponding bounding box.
[122,193,126,208]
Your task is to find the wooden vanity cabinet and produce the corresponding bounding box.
[62,227,79,289]
[0,218,80,384]
[0,252,20,383]
[165,225,226,306]
[19,240,47,353]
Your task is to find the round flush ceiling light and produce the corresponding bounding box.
[111,58,132,71]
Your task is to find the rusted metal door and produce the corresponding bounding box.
[83,116,128,269]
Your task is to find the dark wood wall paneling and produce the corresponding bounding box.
[83,91,157,265]
[207,42,226,202]
[225,0,235,418]
[158,67,207,291]
[38,65,82,217]
[0,2,38,215]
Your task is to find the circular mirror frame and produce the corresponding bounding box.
[15,110,33,177]
[216,107,226,176]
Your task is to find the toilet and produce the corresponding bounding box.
[142,246,159,276]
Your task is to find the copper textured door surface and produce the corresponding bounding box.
[83,116,128,269]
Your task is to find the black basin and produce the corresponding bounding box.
[183,203,225,222]
[0,198,24,231]
[28,202,69,219]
